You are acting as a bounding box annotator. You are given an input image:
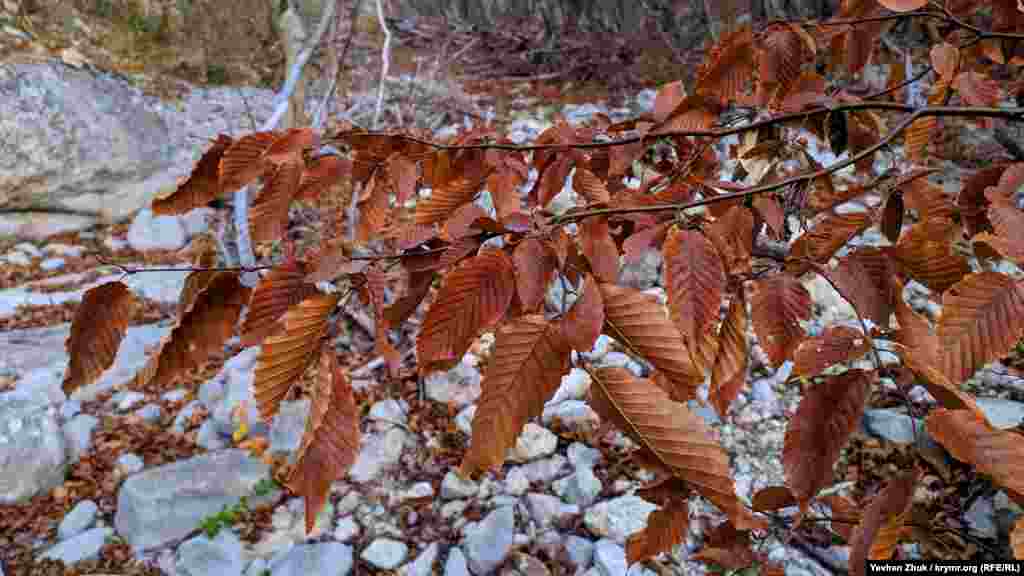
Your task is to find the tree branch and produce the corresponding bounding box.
[372,0,391,129]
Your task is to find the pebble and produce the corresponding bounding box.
[463,506,516,575]
[39,526,112,565]
[593,540,628,576]
[507,423,559,462]
[401,542,440,576]
[441,471,479,500]
[583,495,658,543]
[445,547,471,576]
[63,413,99,461]
[116,453,145,476]
[133,403,162,423]
[565,535,595,570]
[39,257,65,271]
[361,538,409,570]
[553,466,602,507]
[333,517,360,543]
[176,531,246,576]
[58,499,99,540]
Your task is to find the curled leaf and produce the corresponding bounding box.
[153,135,233,215]
[749,274,812,367]
[63,282,138,395]
[561,274,605,353]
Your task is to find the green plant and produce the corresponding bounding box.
[253,476,280,497]
[206,64,228,85]
[198,496,248,538]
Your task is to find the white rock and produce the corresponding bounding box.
[401,542,440,576]
[424,362,482,407]
[463,506,516,575]
[268,542,353,576]
[348,428,407,484]
[40,527,112,565]
[520,455,570,484]
[45,243,84,258]
[567,443,602,470]
[548,369,591,405]
[333,517,360,543]
[553,466,602,507]
[116,453,145,476]
[58,499,98,540]
[593,540,628,576]
[176,530,246,576]
[179,207,215,237]
[39,257,65,271]
[525,493,580,529]
[441,471,479,500]
[583,496,658,543]
[269,399,310,458]
[13,242,42,258]
[362,538,409,570]
[564,535,594,571]
[543,401,600,435]
[503,467,530,496]
[455,405,476,436]
[127,208,187,252]
[369,399,408,431]
[445,547,471,576]
[2,251,31,266]
[0,395,67,503]
[507,423,558,463]
[63,413,99,462]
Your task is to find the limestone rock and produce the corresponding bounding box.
[0,394,67,503]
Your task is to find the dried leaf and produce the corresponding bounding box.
[938,272,1024,386]
[626,499,689,562]
[297,155,351,201]
[462,316,571,474]
[153,135,233,215]
[572,168,611,204]
[881,192,904,244]
[791,325,871,379]
[599,283,703,402]
[787,212,871,276]
[357,172,391,242]
[826,247,896,326]
[663,227,725,374]
[561,274,605,353]
[695,26,755,105]
[149,273,251,391]
[877,0,927,10]
[177,271,219,320]
[287,349,359,533]
[63,282,137,395]
[387,153,419,206]
[707,206,754,277]
[930,42,960,82]
[242,261,320,347]
[512,239,556,313]
[250,157,303,243]
[749,274,812,367]
[849,470,918,576]
[590,367,751,528]
[219,131,279,192]
[415,176,484,226]
[580,216,620,284]
[784,369,872,507]
[710,294,748,417]
[253,291,341,421]
[892,218,970,293]
[418,249,516,372]
[1012,517,1024,559]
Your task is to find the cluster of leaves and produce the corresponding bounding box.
[63,0,1024,573]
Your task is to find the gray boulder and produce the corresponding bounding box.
[114,450,279,550]
[39,526,112,565]
[176,530,246,576]
[0,394,67,503]
[463,506,516,575]
[269,542,354,576]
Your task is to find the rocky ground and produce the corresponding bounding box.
[3,2,1024,575]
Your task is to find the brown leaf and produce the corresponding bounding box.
[758,24,807,107]
[710,294,748,417]
[415,176,484,226]
[242,260,320,347]
[663,227,726,374]
[461,316,571,474]
[177,271,219,320]
[153,135,232,215]
[417,249,516,372]
[623,222,671,265]
[849,470,918,576]
[297,155,351,201]
[63,282,137,395]
[149,273,251,391]
[1013,517,1024,559]
[955,71,1002,108]
[387,153,419,206]
[751,485,798,512]
[959,164,1013,237]
[786,212,871,276]
[791,325,871,379]
[930,42,960,83]
[784,369,872,507]
[357,172,391,242]
[826,247,896,326]
[580,216,620,284]
[928,408,1024,494]
[287,349,359,533]
[253,291,341,421]
[599,283,703,402]
[512,239,556,313]
[707,206,754,277]
[749,274,812,367]
[561,274,604,353]
[590,367,752,528]
[384,269,435,327]
[572,168,611,204]
[219,131,279,192]
[250,157,303,243]
[653,80,687,123]
[695,26,755,105]
[442,203,489,242]
[626,499,689,563]
[938,272,1024,386]
[892,218,970,293]
[987,187,1024,252]
[972,232,1024,267]
[881,192,904,244]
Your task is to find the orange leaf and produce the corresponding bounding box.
[572,168,611,204]
[297,155,351,201]
[892,218,970,293]
[599,283,703,402]
[176,271,219,320]
[710,293,748,417]
[758,24,807,107]
[152,135,233,215]
[653,80,687,123]
[938,271,1024,386]
[590,367,754,529]
[928,408,1024,494]
[784,369,872,507]
[930,42,960,83]
[695,26,755,105]
[786,212,871,277]
[417,249,516,372]
[512,239,556,313]
[149,273,251,391]
[250,157,303,243]
[387,153,419,206]
[955,71,1001,108]
[849,469,918,576]
[791,325,871,379]
[825,247,896,327]
[461,316,571,474]
[357,171,391,242]
[1012,517,1024,559]
[751,485,797,512]
[561,274,605,353]
[749,274,811,367]
[707,205,754,277]
[415,176,484,226]
[219,131,280,192]
[626,499,689,563]
[663,227,725,374]
[253,291,341,421]
[287,349,360,533]
[580,216,620,283]
[241,260,320,347]
[877,0,926,10]
[63,282,138,395]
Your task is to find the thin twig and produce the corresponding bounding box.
[372,0,391,129]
